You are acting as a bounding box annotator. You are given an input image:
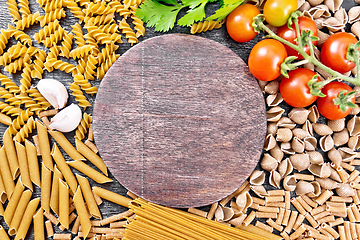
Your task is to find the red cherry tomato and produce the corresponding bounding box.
[320,32,357,74]
[248,39,287,81]
[317,81,355,120]
[263,0,298,27]
[226,4,261,43]
[279,68,319,108]
[277,16,318,59]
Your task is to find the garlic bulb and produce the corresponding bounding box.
[37,79,68,109]
[49,104,82,132]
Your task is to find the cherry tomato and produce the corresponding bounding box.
[226,4,261,42]
[263,0,298,27]
[320,32,357,74]
[277,16,318,59]
[279,68,319,107]
[248,39,287,81]
[317,81,355,120]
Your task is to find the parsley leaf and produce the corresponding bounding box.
[178,1,207,26]
[136,0,184,32]
[207,0,244,21]
[136,0,244,32]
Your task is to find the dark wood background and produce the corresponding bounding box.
[0,0,357,239]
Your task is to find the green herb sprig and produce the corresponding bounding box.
[135,0,244,32]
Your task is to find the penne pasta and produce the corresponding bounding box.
[51,143,78,194]
[255,221,273,233]
[36,119,53,171]
[67,160,112,184]
[0,225,10,240]
[14,198,40,240]
[73,186,91,239]
[76,174,101,219]
[0,147,15,198]
[41,163,52,213]
[50,165,62,216]
[266,219,283,232]
[24,139,40,187]
[92,187,132,208]
[0,169,7,203]
[3,128,19,179]
[8,190,32,236]
[59,179,69,229]
[48,130,85,161]
[3,178,25,225]
[75,137,107,175]
[33,207,45,240]
[242,211,256,226]
[14,141,32,191]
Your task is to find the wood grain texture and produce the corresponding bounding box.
[93,34,267,208]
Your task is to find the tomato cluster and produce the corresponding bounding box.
[226,0,358,120]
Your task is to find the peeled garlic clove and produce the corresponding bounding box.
[49,104,82,132]
[37,78,68,109]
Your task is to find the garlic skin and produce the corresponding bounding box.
[37,79,68,109]
[49,104,82,132]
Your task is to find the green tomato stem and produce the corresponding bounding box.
[256,17,360,87]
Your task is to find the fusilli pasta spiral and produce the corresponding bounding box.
[43,0,63,13]
[0,73,20,94]
[85,1,115,16]
[31,49,46,79]
[70,45,93,60]
[190,20,224,34]
[16,12,40,30]
[0,101,22,116]
[0,87,22,107]
[20,63,32,93]
[6,0,21,22]
[97,52,119,80]
[75,112,92,140]
[9,108,33,135]
[131,14,145,38]
[71,23,86,47]
[85,22,112,45]
[39,8,66,27]
[16,92,44,114]
[59,31,74,58]
[69,82,91,109]
[73,74,97,95]
[34,19,60,43]
[84,54,97,81]
[4,54,31,73]
[27,87,51,109]
[45,58,76,74]
[64,0,85,22]
[14,116,36,142]
[118,18,137,45]
[8,25,32,45]
[18,0,31,17]
[0,29,12,55]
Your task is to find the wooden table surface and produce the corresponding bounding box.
[0,0,357,239]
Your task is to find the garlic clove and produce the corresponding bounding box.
[37,78,68,109]
[49,104,82,132]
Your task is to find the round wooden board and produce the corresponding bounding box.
[93,34,266,208]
